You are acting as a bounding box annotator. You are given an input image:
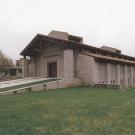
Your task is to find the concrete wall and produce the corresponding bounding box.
[29,58,35,77]
[48,31,68,40]
[0,79,82,96]
[132,66,135,86]
[101,46,121,53]
[28,47,75,80]
[28,44,64,78]
[46,79,81,90]
[120,65,124,87]
[83,56,135,88]
[98,62,107,83]
[63,49,74,79]
[24,44,135,89]
[97,62,134,88]
[111,64,117,85]
[22,58,29,78]
[127,66,131,87]
[116,64,120,85]
[97,62,135,88]
[107,63,111,84]
[76,53,96,85]
[95,61,99,84]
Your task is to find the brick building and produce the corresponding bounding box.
[20,30,135,88]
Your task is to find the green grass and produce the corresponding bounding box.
[0,78,58,92]
[1,87,135,135]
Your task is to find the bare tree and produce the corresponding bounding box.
[0,50,13,75]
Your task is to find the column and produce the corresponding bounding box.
[63,49,74,79]
[33,59,36,77]
[29,57,36,77]
[95,62,99,84]
[124,65,128,88]
[22,58,29,78]
[16,69,19,77]
[131,66,134,86]
[116,64,120,85]
[107,63,111,84]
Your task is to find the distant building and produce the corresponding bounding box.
[20,30,135,88]
[16,59,22,67]
[8,59,22,77]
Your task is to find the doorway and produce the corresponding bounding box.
[47,62,57,78]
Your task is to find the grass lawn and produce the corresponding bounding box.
[0,87,135,135]
[0,78,58,92]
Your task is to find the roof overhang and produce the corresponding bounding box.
[82,52,135,65]
[20,33,135,62]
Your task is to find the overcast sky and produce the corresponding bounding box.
[0,0,135,61]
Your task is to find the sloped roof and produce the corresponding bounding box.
[20,32,135,62]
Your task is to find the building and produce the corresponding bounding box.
[8,59,22,77]
[20,30,135,88]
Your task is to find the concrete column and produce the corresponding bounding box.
[77,53,96,85]
[131,66,134,86]
[63,49,74,79]
[116,64,120,85]
[22,58,29,78]
[95,62,99,83]
[29,57,36,77]
[124,65,128,88]
[107,63,111,84]
[16,69,19,77]
[40,58,45,77]
[33,58,36,77]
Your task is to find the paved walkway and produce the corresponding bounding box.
[0,78,58,92]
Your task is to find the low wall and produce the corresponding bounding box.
[0,78,82,96]
[46,78,82,90]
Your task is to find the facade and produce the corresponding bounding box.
[20,30,135,88]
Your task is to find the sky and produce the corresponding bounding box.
[0,0,135,61]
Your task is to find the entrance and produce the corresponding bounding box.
[47,62,57,78]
